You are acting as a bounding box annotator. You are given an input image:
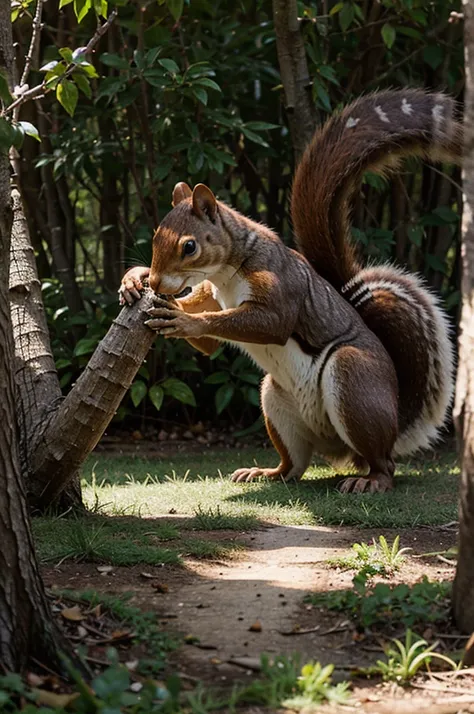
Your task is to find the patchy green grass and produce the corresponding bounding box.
[33,514,242,566]
[81,448,459,529]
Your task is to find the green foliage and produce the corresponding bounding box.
[368,629,458,683]
[329,535,411,578]
[10,0,464,429]
[307,574,451,631]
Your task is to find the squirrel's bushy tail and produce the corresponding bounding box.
[291,88,461,455]
[291,88,462,290]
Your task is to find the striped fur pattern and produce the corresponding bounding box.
[291,88,460,460]
[291,88,462,290]
[354,265,455,455]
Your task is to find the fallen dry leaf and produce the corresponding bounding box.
[248,621,262,633]
[125,659,139,671]
[151,582,169,593]
[27,672,45,687]
[33,689,79,708]
[60,605,84,621]
[140,572,154,579]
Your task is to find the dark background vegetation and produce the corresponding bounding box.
[14,0,463,434]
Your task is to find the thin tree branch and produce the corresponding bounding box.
[2,9,118,118]
[19,0,44,90]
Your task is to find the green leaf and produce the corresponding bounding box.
[57,79,78,116]
[59,0,74,7]
[425,254,446,274]
[215,383,235,414]
[166,0,183,21]
[158,58,180,74]
[162,377,196,407]
[0,69,13,105]
[318,65,339,85]
[423,45,443,70]
[314,79,331,112]
[329,1,344,14]
[55,358,72,369]
[73,0,92,23]
[73,338,97,356]
[192,87,208,105]
[130,380,147,407]
[187,143,204,173]
[381,23,396,49]
[339,2,355,31]
[95,76,126,100]
[0,117,17,153]
[149,384,164,412]
[241,126,269,147]
[146,47,162,66]
[194,77,221,92]
[79,62,99,78]
[407,225,423,247]
[100,53,130,70]
[19,121,40,141]
[59,47,73,63]
[204,371,230,385]
[244,121,279,130]
[73,73,92,98]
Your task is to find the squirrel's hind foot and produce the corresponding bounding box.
[231,465,298,483]
[338,473,393,494]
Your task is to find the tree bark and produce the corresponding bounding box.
[272,0,317,163]
[452,0,474,633]
[28,290,158,510]
[9,189,83,511]
[0,2,75,673]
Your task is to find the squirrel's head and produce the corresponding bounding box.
[149,182,230,295]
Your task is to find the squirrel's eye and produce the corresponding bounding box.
[182,239,196,257]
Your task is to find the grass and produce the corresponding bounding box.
[33,514,242,566]
[81,448,459,529]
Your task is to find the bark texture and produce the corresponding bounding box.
[9,189,82,510]
[272,0,317,162]
[0,3,71,673]
[28,290,158,509]
[453,0,474,634]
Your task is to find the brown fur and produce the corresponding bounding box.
[291,88,462,289]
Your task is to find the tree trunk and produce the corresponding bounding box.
[0,3,76,673]
[452,0,474,633]
[272,0,317,163]
[9,189,83,511]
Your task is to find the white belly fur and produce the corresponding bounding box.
[211,274,338,443]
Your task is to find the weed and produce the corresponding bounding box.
[307,575,451,631]
[283,661,351,709]
[329,535,411,578]
[191,504,259,531]
[367,629,458,683]
[180,537,243,559]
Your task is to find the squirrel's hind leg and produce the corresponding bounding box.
[321,345,398,494]
[231,375,314,483]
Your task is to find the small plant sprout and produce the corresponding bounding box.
[373,629,458,683]
[283,661,351,708]
[329,534,411,578]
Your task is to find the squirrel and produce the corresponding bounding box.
[119,88,461,493]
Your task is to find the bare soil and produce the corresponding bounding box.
[41,521,474,712]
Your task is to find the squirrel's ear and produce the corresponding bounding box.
[172,182,192,207]
[192,183,217,221]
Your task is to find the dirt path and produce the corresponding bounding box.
[163,524,456,683]
[44,522,456,689]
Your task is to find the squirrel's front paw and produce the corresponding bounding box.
[145,298,204,339]
[119,267,149,305]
